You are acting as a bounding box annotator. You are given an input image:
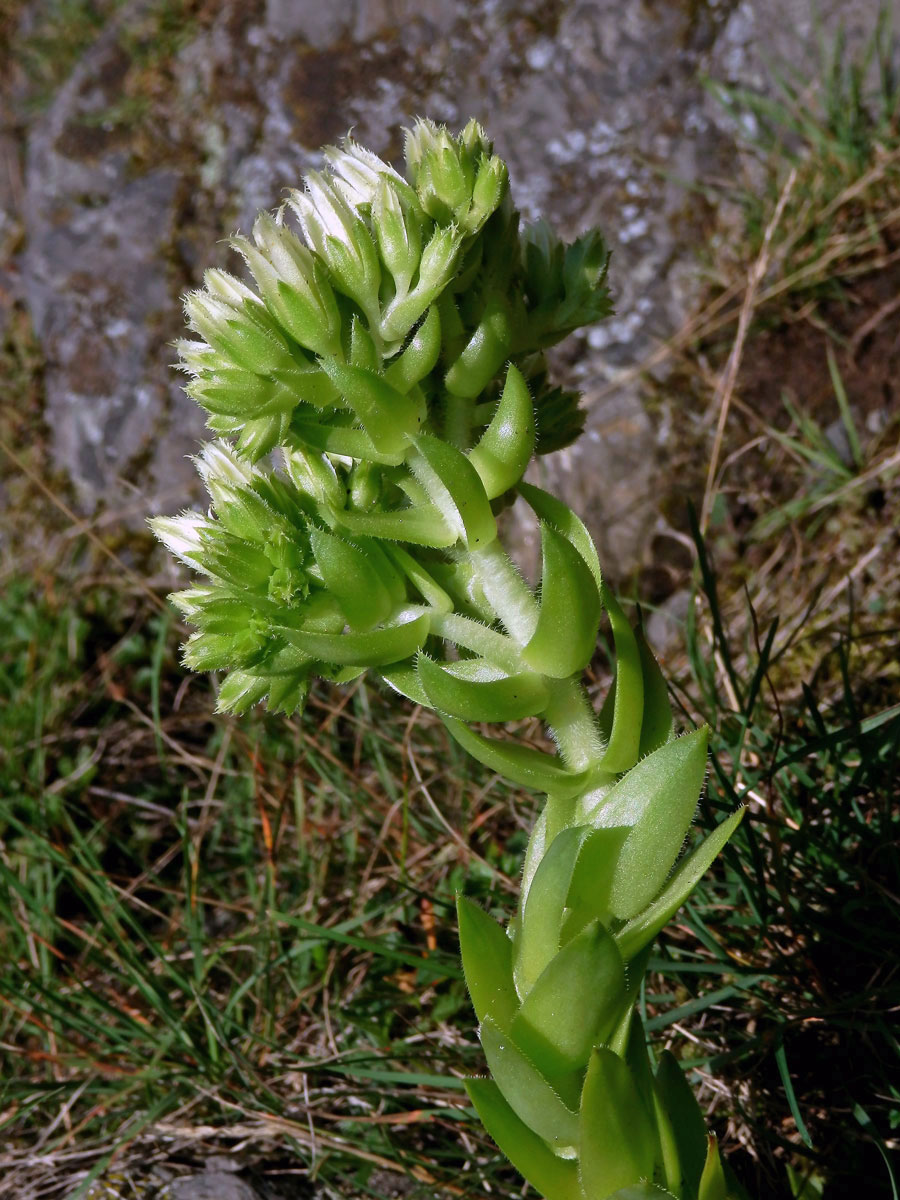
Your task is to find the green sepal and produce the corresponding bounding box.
[442,718,589,798]
[385,305,441,392]
[182,629,265,672]
[265,671,312,714]
[215,670,271,715]
[515,827,589,996]
[319,360,425,455]
[275,364,343,408]
[468,365,536,499]
[457,896,518,1029]
[279,612,430,667]
[654,1050,709,1199]
[309,527,397,630]
[615,808,745,962]
[410,434,497,549]
[349,316,380,371]
[372,175,422,299]
[444,294,514,399]
[187,370,292,418]
[511,919,626,1074]
[479,1016,580,1151]
[698,1136,728,1200]
[580,1046,658,1200]
[523,524,602,678]
[417,653,549,722]
[333,502,457,548]
[465,1078,582,1200]
[591,729,709,921]
[183,289,295,375]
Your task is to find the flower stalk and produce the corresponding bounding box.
[151,119,745,1200]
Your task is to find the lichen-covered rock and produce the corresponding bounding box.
[7,0,896,575]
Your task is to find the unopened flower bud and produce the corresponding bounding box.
[183,290,293,376]
[379,225,463,342]
[465,155,508,234]
[373,177,422,298]
[230,216,342,359]
[286,173,382,322]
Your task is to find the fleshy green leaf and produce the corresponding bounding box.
[410,434,497,549]
[596,585,644,773]
[465,1079,582,1200]
[333,502,457,548]
[523,524,602,679]
[319,360,425,455]
[615,808,745,962]
[655,1050,709,1199]
[381,543,454,612]
[468,364,535,498]
[290,416,408,466]
[605,1187,678,1199]
[457,897,518,1029]
[511,920,626,1073]
[279,612,430,667]
[309,527,397,630]
[580,1047,658,1199]
[622,1010,658,1138]
[637,621,674,756]
[517,482,602,589]
[442,719,589,799]
[444,295,514,399]
[379,663,429,707]
[418,653,549,722]
[479,1016,580,1150]
[515,827,590,996]
[561,826,629,940]
[384,305,441,392]
[592,729,709,921]
[698,1136,728,1200]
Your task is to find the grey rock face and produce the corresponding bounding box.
[8,0,897,573]
[163,1170,261,1200]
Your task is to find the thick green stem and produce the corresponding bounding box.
[543,677,604,773]
[469,540,538,646]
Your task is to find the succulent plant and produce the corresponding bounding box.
[151,119,744,1200]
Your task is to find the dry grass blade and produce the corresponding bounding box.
[699,167,799,533]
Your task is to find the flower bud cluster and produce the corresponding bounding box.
[156,121,614,718]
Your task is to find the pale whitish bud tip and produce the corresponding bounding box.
[194,440,254,489]
[204,269,256,308]
[149,513,209,563]
[303,170,358,248]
